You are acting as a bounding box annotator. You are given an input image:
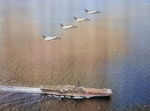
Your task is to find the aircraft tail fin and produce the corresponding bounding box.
[60,23,64,27]
[85,9,89,13]
[73,16,77,20]
[42,35,46,38]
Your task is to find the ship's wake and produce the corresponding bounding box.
[0,85,42,93]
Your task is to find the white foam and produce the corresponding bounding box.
[73,96,83,99]
[0,85,42,93]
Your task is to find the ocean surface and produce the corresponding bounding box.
[0,0,150,111]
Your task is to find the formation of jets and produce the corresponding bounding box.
[42,9,101,41]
